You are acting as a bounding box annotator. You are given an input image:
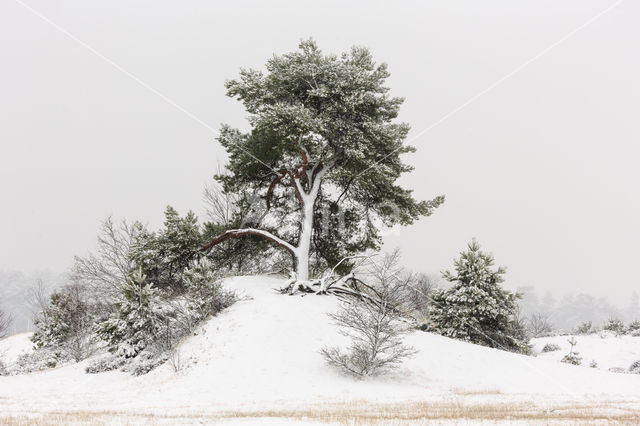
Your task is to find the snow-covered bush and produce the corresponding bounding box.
[85,355,125,374]
[632,329,640,337]
[609,367,626,374]
[573,321,594,335]
[560,337,582,366]
[0,359,8,376]
[603,317,625,336]
[85,348,170,376]
[542,343,561,353]
[149,258,237,364]
[6,282,89,374]
[30,283,96,363]
[9,348,60,374]
[589,360,598,368]
[628,360,640,374]
[627,319,640,334]
[321,253,416,377]
[429,240,530,354]
[128,351,169,376]
[321,297,415,377]
[93,262,236,375]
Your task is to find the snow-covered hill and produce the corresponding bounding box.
[1,276,639,424]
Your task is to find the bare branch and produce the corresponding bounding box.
[71,217,141,300]
[526,313,554,338]
[203,181,239,226]
[0,302,12,338]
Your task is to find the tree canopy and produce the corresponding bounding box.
[204,39,444,284]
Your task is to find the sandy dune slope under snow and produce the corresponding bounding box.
[1,276,639,423]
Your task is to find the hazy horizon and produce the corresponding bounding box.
[2,0,639,305]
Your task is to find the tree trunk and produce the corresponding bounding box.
[295,199,314,282]
[200,159,332,289]
[292,163,326,283]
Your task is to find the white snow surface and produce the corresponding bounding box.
[1,276,639,417]
[0,332,33,365]
[532,333,640,371]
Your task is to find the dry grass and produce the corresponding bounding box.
[452,388,503,396]
[2,399,640,425]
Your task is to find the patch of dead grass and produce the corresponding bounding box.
[452,388,503,396]
[2,399,640,425]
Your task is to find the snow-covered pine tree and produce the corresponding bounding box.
[181,257,236,323]
[561,337,582,365]
[201,39,444,290]
[95,269,166,359]
[429,239,530,354]
[161,206,202,276]
[573,321,593,335]
[603,317,625,336]
[130,206,203,291]
[30,283,94,362]
[627,319,640,335]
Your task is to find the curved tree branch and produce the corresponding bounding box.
[200,228,295,255]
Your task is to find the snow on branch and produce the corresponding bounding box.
[200,228,295,255]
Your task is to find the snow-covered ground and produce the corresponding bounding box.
[1,276,639,424]
[0,331,33,365]
[532,333,640,372]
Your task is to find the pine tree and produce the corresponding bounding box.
[30,284,94,362]
[429,239,530,354]
[560,337,582,365]
[130,206,203,290]
[603,317,625,336]
[161,206,202,275]
[181,258,235,323]
[95,270,165,358]
[626,319,640,334]
[201,39,444,289]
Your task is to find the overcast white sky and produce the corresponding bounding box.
[1,0,639,303]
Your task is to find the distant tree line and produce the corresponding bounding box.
[517,285,639,334]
